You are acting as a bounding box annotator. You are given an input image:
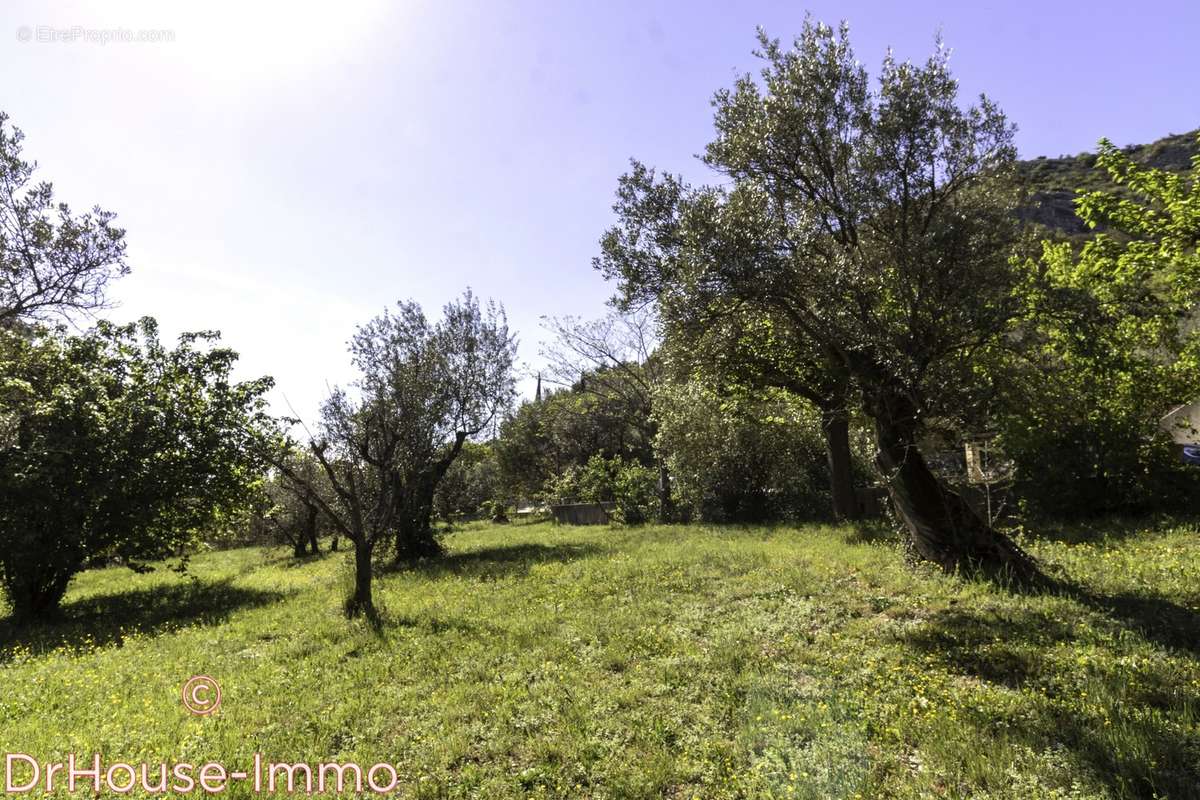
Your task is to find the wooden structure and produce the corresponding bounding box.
[549,502,615,525]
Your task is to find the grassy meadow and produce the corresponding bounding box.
[1,520,1199,799]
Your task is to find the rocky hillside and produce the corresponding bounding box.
[1017,129,1198,234]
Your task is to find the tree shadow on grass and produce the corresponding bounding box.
[842,520,903,545]
[338,604,482,645]
[391,541,602,581]
[902,598,1200,799]
[1067,583,1200,657]
[0,578,287,663]
[1019,515,1198,546]
[264,549,340,570]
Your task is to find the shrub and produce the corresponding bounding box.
[0,320,272,621]
[543,454,658,525]
[653,381,860,523]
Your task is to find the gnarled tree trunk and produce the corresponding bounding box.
[657,462,675,522]
[304,505,320,554]
[869,388,1040,583]
[394,472,443,561]
[7,554,78,624]
[347,537,375,617]
[821,407,860,521]
[393,432,468,563]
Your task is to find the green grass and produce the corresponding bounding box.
[2,520,1199,798]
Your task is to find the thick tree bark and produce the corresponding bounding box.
[821,407,860,521]
[657,462,675,522]
[393,433,467,563]
[8,564,75,623]
[304,505,320,554]
[346,538,374,617]
[869,388,1041,583]
[394,474,442,561]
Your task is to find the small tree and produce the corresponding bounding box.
[0,320,273,622]
[273,291,516,615]
[262,451,332,556]
[350,291,516,561]
[306,389,405,617]
[0,112,128,327]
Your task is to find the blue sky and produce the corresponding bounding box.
[2,0,1197,422]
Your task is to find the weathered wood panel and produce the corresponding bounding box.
[549,502,615,525]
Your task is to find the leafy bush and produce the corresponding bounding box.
[481,499,510,523]
[0,319,273,621]
[609,461,658,525]
[998,395,1200,518]
[654,381,863,523]
[543,454,658,525]
[434,442,500,519]
[999,135,1200,517]
[496,383,655,502]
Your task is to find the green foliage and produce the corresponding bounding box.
[543,453,620,504]
[0,112,129,326]
[654,380,860,522]
[481,498,510,523]
[609,460,658,525]
[497,382,654,500]
[0,319,273,620]
[493,397,554,499]
[543,454,658,525]
[4,520,1199,797]
[596,22,1045,579]
[434,441,500,519]
[998,136,1200,516]
[257,450,335,556]
[320,289,517,564]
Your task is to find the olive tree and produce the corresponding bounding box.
[0,112,128,327]
[280,386,407,617]
[598,22,1040,581]
[276,291,516,617]
[351,291,516,561]
[262,450,334,557]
